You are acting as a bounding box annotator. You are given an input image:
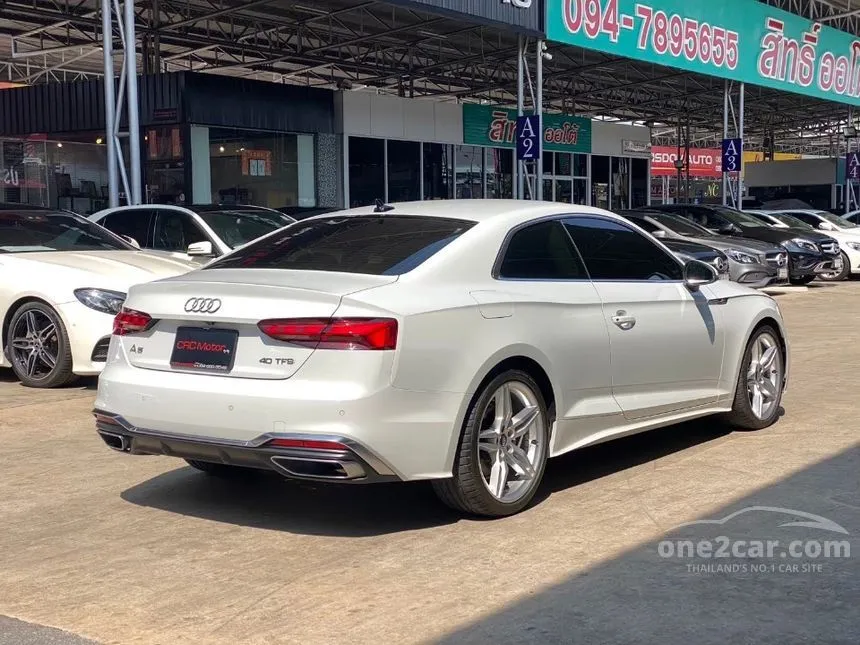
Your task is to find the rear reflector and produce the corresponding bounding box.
[113,308,154,336]
[258,317,398,350]
[269,438,350,451]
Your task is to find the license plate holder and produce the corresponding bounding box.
[170,327,239,373]
[777,267,788,279]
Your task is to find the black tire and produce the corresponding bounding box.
[816,252,850,282]
[6,301,76,388]
[723,325,785,430]
[789,275,816,285]
[432,369,550,517]
[184,459,256,478]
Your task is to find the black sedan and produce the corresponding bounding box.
[640,204,841,285]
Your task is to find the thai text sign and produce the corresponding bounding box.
[463,104,593,153]
[547,0,860,106]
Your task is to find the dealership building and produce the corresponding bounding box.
[4,0,860,214]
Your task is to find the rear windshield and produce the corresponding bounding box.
[207,214,476,275]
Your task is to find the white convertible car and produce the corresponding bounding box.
[94,200,789,517]
[0,205,197,387]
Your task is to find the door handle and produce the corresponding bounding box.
[611,310,636,331]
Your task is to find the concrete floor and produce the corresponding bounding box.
[1,283,858,644]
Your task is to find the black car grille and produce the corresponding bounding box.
[818,240,839,255]
[765,251,788,267]
[90,337,111,362]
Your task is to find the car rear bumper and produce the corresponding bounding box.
[94,411,399,483]
[95,358,466,481]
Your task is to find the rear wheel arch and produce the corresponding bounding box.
[446,351,558,474]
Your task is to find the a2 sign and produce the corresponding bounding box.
[500,0,533,7]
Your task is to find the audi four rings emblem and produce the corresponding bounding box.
[184,297,222,313]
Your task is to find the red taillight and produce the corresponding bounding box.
[257,317,398,350]
[113,308,154,336]
[269,438,349,451]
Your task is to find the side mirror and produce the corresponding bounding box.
[651,230,668,239]
[717,224,738,235]
[120,235,140,249]
[818,221,836,231]
[186,240,214,257]
[684,259,718,292]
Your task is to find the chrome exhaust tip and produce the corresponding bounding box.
[98,430,130,453]
[270,455,366,481]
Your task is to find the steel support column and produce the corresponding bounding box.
[101,0,142,206]
[102,0,119,207]
[124,0,142,204]
[722,81,729,206]
[536,39,543,199]
[722,81,744,209]
[516,35,524,200]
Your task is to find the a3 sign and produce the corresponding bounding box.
[722,138,743,173]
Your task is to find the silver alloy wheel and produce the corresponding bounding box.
[746,332,782,420]
[9,310,59,381]
[477,381,546,503]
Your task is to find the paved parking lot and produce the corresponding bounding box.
[1,283,859,645]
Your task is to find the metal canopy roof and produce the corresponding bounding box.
[2,0,860,154]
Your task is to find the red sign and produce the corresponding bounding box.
[651,146,722,178]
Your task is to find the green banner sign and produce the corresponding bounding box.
[546,0,860,106]
[462,104,593,153]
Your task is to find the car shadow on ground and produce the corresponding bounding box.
[120,416,737,538]
[436,444,860,645]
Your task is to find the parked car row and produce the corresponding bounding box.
[3,199,794,518]
[633,204,844,285]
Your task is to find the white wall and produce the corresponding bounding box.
[745,158,837,187]
[591,121,651,158]
[336,92,463,143]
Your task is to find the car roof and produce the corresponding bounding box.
[0,203,56,212]
[332,199,619,224]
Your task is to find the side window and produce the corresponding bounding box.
[153,210,208,252]
[563,216,683,281]
[100,209,152,247]
[683,207,722,230]
[788,211,818,226]
[498,220,585,280]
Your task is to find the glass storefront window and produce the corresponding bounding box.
[423,143,452,200]
[573,178,588,205]
[205,128,314,209]
[573,154,588,178]
[145,126,184,205]
[631,158,649,208]
[592,155,610,210]
[349,137,385,207]
[387,140,420,202]
[611,157,630,211]
[486,148,513,199]
[3,135,112,213]
[455,145,484,199]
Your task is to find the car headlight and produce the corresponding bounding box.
[74,288,127,315]
[724,248,759,264]
[846,241,860,251]
[786,238,818,253]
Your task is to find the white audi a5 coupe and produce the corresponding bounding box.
[0,205,197,387]
[94,200,789,517]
